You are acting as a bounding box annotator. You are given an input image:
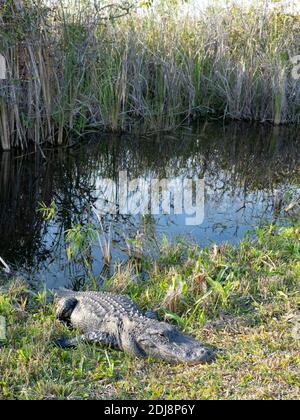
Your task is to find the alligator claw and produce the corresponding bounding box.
[54,336,76,348]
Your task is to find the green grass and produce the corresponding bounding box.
[1,0,300,149]
[0,222,299,400]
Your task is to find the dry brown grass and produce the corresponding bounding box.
[1,1,300,149]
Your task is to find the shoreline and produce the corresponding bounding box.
[0,221,299,400]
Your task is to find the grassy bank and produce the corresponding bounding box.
[1,0,300,149]
[0,222,299,400]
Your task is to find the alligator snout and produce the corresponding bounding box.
[138,323,216,365]
[188,347,215,365]
[169,341,216,365]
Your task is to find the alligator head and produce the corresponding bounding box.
[55,295,78,325]
[133,320,215,365]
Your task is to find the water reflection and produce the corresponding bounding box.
[0,123,299,288]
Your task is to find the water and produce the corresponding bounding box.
[0,123,299,289]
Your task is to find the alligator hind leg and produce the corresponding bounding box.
[55,331,118,349]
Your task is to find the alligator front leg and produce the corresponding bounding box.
[55,331,119,349]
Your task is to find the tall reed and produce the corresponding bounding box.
[0,0,300,149]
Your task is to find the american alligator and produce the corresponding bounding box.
[55,291,215,365]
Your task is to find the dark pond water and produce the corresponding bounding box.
[0,123,299,289]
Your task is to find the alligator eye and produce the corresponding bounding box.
[157,332,168,342]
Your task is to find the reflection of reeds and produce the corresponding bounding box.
[1,1,300,150]
[0,152,54,266]
[92,206,112,266]
[0,100,10,151]
[0,125,298,273]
